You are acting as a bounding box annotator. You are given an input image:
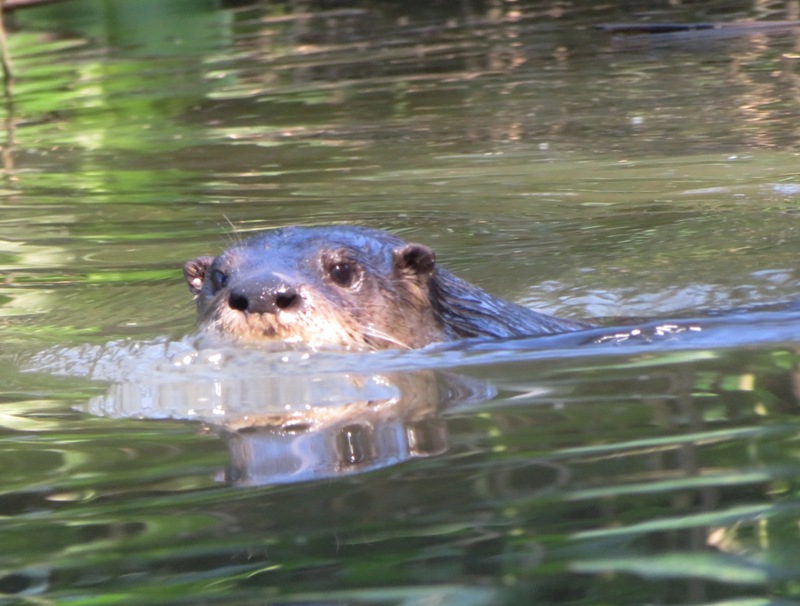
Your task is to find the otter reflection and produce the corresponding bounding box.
[118,368,489,486]
[211,369,489,485]
[219,388,451,486]
[52,338,494,486]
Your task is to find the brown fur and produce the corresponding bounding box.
[184,226,589,350]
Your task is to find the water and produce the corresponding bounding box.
[3,0,800,603]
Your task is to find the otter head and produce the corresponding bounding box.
[183,226,444,350]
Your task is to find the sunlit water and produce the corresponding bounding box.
[3,0,800,603]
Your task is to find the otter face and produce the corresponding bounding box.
[183,226,444,350]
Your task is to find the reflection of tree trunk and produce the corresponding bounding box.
[597,21,800,34]
[1,98,14,179]
[0,0,13,180]
[0,0,13,98]
[5,0,69,8]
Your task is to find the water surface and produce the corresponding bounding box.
[3,0,800,603]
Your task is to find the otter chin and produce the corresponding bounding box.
[183,226,590,350]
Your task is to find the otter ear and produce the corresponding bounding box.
[393,243,436,276]
[183,256,213,296]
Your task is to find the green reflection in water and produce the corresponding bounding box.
[1,0,800,604]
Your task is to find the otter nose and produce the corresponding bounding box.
[228,283,300,315]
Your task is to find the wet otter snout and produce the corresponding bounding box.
[226,274,300,315]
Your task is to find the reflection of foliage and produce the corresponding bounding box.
[2,1,800,604]
[0,2,227,207]
[12,339,800,603]
[463,347,800,599]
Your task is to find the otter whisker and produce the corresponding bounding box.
[211,216,240,249]
[361,325,412,350]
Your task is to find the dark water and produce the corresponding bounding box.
[3,0,800,603]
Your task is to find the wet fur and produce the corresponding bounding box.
[430,269,589,339]
[184,226,589,350]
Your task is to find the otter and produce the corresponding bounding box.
[183,225,590,350]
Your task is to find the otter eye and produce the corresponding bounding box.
[210,269,229,291]
[328,262,354,287]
